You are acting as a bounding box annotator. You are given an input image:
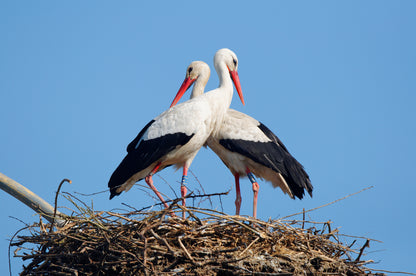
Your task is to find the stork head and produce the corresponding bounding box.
[187,61,210,82]
[170,61,210,107]
[214,48,244,105]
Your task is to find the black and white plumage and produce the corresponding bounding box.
[172,61,312,218]
[109,119,194,198]
[108,49,245,217]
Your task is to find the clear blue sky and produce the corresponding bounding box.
[1,1,415,274]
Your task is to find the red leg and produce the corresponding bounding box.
[246,168,259,218]
[145,163,169,209]
[252,181,259,219]
[180,166,188,219]
[234,173,242,215]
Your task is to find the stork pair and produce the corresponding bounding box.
[108,48,313,218]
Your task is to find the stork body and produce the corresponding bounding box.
[173,61,313,218]
[108,49,244,218]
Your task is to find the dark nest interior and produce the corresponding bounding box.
[10,192,384,276]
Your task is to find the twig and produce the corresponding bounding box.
[142,235,148,267]
[218,192,224,213]
[50,178,71,232]
[149,229,176,255]
[136,191,229,212]
[106,211,137,223]
[189,169,213,207]
[302,208,305,229]
[355,239,370,262]
[178,236,195,263]
[239,236,260,256]
[8,226,31,276]
[281,186,374,219]
[121,202,140,212]
[368,269,416,275]
[74,189,108,196]
[8,216,29,227]
[338,233,382,243]
[158,174,179,199]
[185,207,268,239]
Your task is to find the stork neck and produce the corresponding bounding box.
[212,61,234,111]
[191,80,205,99]
[216,62,233,91]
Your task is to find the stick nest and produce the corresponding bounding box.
[12,196,383,275]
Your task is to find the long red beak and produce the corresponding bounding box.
[170,77,196,107]
[229,70,245,105]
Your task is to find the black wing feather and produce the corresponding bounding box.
[109,120,194,199]
[219,122,313,199]
[126,120,155,153]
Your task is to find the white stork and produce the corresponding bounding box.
[108,49,244,217]
[171,61,312,218]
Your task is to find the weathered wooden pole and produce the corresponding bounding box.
[0,172,65,227]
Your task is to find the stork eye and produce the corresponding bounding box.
[188,67,193,74]
[233,59,237,67]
